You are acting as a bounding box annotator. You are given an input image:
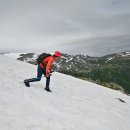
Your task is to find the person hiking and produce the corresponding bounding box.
[24,51,61,92]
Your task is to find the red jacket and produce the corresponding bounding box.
[40,56,55,76]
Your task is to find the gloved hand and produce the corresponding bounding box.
[46,70,54,77]
[46,73,49,77]
[46,70,50,77]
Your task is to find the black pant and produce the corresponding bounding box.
[25,65,50,89]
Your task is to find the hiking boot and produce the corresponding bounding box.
[44,88,52,92]
[24,80,30,87]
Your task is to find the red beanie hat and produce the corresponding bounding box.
[53,51,61,57]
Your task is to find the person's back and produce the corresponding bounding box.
[40,56,54,77]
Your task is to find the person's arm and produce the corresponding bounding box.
[46,57,54,77]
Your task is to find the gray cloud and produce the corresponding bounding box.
[0,0,130,56]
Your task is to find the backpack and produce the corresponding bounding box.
[36,53,51,64]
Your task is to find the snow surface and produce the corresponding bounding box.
[0,55,130,130]
[66,58,73,63]
[4,53,24,59]
[121,53,130,57]
[106,57,115,63]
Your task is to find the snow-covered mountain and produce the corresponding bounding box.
[0,55,130,130]
[4,51,130,71]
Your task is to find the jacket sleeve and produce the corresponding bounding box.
[46,57,54,75]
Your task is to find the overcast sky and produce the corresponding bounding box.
[0,0,130,56]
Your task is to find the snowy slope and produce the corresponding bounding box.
[0,55,130,130]
[4,53,23,59]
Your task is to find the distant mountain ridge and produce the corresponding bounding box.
[4,51,130,94]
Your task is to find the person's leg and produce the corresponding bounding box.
[24,65,43,85]
[42,67,51,91]
[46,76,50,89]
